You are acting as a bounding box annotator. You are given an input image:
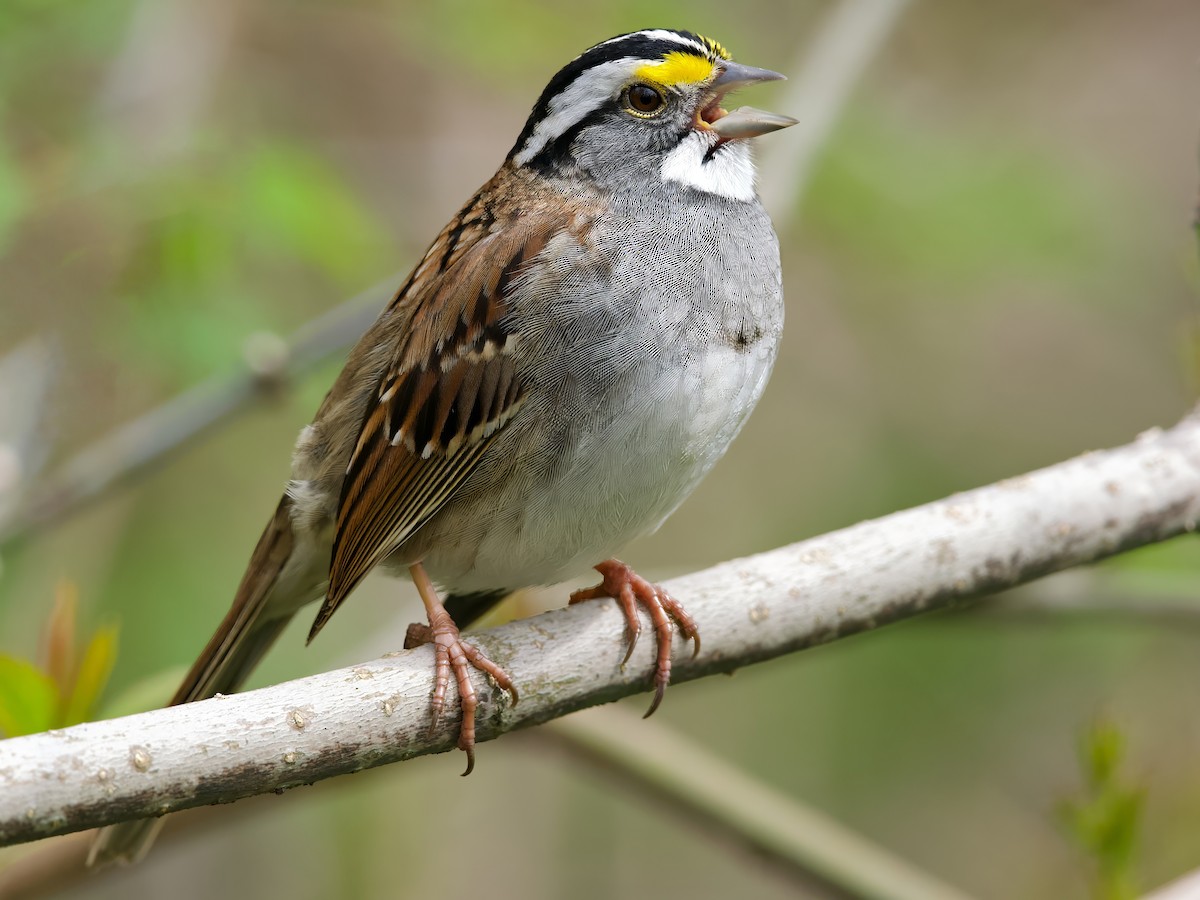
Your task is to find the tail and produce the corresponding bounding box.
[88,497,302,867]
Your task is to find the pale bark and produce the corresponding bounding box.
[2,410,1199,846]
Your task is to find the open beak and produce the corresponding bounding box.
[700,61,797,140]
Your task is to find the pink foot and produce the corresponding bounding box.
[406,568,517,776]
[569,558,699,717]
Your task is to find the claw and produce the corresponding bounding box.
[407,564,516,773]
[571,559,700,716]
[572,579,642,664]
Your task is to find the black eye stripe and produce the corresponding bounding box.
[522,108,608,174]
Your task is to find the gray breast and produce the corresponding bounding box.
[413,188,784,591]
[518,190,782,387]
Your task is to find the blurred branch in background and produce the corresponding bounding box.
[1145,867,1200,900]
[0,341,57,530]
[0,282,389,550]
[96,0,238,172]
[758,0,912,231]
[542,706,973,900]
[2,408,1197,849]
[966,572,1200,630]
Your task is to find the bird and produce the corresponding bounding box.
[89,28,795,866]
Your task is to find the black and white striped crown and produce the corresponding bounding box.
[509,29,731,169]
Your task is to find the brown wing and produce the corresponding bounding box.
[307,191,552,641]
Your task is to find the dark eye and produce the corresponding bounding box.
[626,83,665,115]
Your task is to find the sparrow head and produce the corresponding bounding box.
[508,29,796,201]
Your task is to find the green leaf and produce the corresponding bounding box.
[1059,719,1144,900]
[59,625,118,727]
[0,654,58,738]
[1085,720,1124,788]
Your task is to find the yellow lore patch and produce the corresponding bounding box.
[635,51,716,88]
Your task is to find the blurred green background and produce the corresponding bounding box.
[2,0,1200,897]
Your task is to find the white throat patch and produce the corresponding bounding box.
[660,131,757,202]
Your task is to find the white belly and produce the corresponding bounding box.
[416,333,777,593]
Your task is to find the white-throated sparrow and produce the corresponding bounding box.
[91,28,795,866]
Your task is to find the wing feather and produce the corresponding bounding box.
[308,199,553,641]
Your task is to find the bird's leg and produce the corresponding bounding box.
[569,558,700,717]
[403,562,517,775]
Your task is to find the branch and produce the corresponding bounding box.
[2,408,1199,846]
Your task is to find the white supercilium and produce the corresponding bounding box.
[514,60,636,167]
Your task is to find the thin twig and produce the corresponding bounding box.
[1,408,1198,846]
